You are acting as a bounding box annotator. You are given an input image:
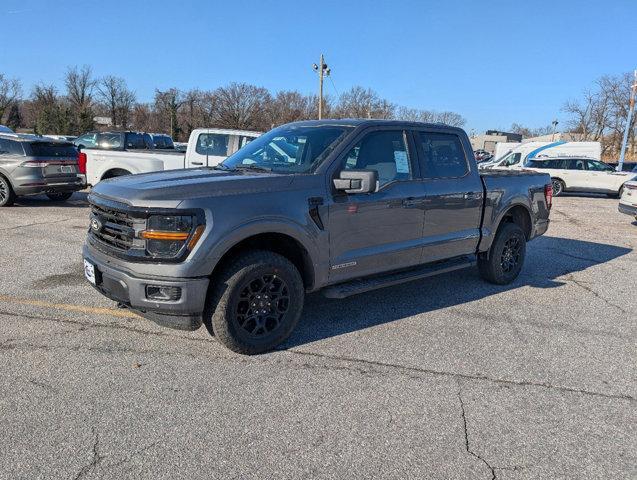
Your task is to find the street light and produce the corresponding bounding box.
[551,119,559,142]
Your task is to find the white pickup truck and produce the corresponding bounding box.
[78,128,261,186]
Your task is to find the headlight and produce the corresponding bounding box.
[140,215,205,258]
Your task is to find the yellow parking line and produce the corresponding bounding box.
[0,294,139,319]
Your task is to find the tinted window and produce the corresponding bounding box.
[196,133,230,156]
[125,133,146,149]
[223,126,351,174]
[417,131,468,178]
[568,159,587,170]
[96,132,123,149]
[142,133,154,149]
[342,130,411,187]
[29,142,77,157]
[587,160,613,172]
[0,139,24,156]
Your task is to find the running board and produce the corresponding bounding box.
[322,256,476,299]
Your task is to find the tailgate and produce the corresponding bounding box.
[29,142,79,177]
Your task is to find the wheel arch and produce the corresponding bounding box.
[210,231,316,291]
[494,203,533,241]
[100,168,132,181]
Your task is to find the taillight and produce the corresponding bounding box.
[21,160,49,168]
[78,152,87,174]
[544,183,553,209]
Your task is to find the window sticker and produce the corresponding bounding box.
[394,150,409,173]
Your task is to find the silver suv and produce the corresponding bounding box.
[0,133,84,207]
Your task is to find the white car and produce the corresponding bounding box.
[618,180,637,221]
[523,157,633,197]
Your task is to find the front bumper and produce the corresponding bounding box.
[618,202,637,218]
[83,244,209,331]
[14,176,85,196]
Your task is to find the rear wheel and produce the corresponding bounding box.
[204,250,305,354]
[551,178,565,196]
[478,223,526,285]
[46,192,73,202]
[0,175,16,207]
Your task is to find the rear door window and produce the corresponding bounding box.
[416,131,469,178]
[125,133,146,149]
[0,139,24,156]
[196,133,230,156]
[29,143,77,157]
[567,159,587,170]
[96,133,123,149]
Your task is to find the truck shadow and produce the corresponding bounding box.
[13,192,90,208]
[282,235,632,349]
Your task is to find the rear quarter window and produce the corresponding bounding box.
[0,138,25,156]
[28,143,78,157]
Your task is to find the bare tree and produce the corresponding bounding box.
[0,74,22,124]
[335,86,395,119]
[65,65,96,134]
[211,83,271,131]
[394,106,466,127]
[509,123,554,138]
[97,76,136,129]
[563,72,636,158]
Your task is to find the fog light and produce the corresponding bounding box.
[145,285,182,301]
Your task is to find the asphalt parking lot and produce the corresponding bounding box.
[0,193,635,479]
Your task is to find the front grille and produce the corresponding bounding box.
[90,203,136,251]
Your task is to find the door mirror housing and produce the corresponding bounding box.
[333,169,378,194]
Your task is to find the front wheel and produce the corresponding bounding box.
[551,178,565,196]
[204,250,305,354]
[46,192,73,202]
[478,223,526,285]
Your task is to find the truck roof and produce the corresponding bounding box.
[281,118,465,132]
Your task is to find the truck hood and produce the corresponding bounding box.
[90,168,295,207]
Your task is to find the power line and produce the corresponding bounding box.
[328,76,340,99]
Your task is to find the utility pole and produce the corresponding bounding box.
[618,69,637,172]
[551,119,559,142]
[312,54,330,120]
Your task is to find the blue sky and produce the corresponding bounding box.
[1,0,634,132]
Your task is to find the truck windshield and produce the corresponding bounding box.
[221,125,352,174]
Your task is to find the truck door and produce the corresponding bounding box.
[187,132,231,167]
[326,128,427,283]
[413,129,484,262]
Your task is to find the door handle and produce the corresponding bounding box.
[463,192,482,200]
[191,161,204,166]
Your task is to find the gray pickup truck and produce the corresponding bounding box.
[83,120,552,354]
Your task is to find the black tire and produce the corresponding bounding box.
[478,223,526,285]
[0,175,16,207]
[551,178,565,196]
[204,250,304,355]
[46,192,73,202]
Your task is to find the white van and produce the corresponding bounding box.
[481,141,602,170]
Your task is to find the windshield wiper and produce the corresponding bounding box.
[213,164,233,171]
[232,165,272,173]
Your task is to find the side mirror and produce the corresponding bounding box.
[333,169,378,194]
